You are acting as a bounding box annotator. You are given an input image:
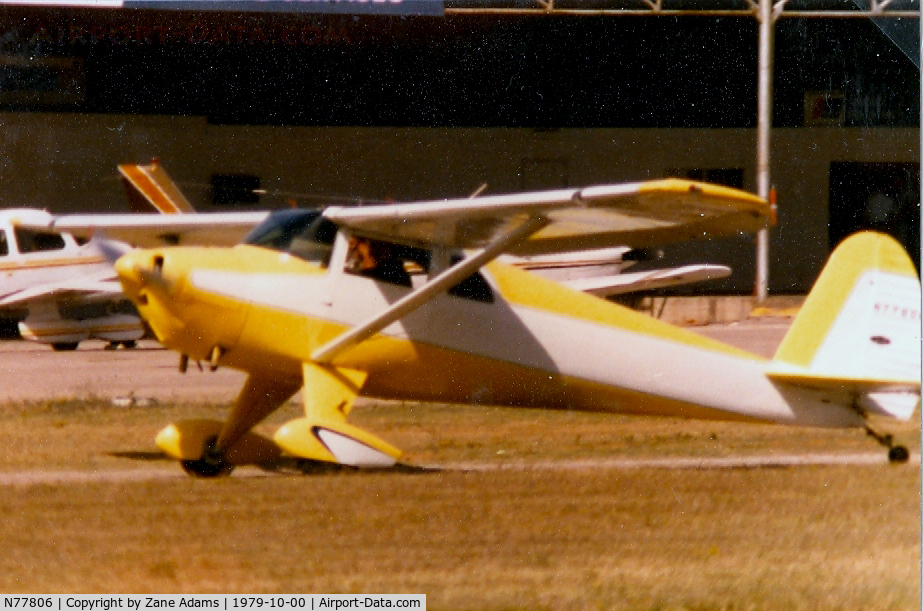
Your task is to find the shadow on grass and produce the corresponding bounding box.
[109,451,437,476]
[109,450,172,462]
[269,457,437,476]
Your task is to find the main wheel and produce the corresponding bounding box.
[180,436,234,477]
[888,445,910,463]
[52,342,79,351]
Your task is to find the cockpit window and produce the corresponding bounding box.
[247,210,494,302]
[0,231,7,256]
[14,228,65,253]
[346,237,428,288]
[244,210,337,265]
[344,240,494,302]
[447,254,494,303]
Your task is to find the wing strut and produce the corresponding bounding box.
[311,214,550,364]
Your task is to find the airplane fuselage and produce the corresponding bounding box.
[0,212,107,296]
[123,243,863,430]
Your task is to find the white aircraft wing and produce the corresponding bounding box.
[323,179,769,256]
[0,269,124,308]
[19,212,270,248]
[561,264,732,297]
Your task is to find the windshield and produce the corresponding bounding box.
[244,209,338,264]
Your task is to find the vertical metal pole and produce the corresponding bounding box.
[755,0,773,302]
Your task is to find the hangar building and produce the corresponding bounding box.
[0,2,918,293]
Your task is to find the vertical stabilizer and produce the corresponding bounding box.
[768,232,920,418]
[119,160,195,214]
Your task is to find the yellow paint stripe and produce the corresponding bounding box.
[0,257,106,271]
[487,261,761,360]
[766,370,919,391]
[638,178,766,212]
[21,322,142,337]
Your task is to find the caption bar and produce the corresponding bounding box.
[2,597,425,611]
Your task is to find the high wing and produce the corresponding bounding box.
[309,179,766,362]
[19,211,270,248]
[323,178,769,256]
[562,264,731,297]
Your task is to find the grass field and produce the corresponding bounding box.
[0,398,918,610]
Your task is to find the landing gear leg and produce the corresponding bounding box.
[865,426,910,463]
[214,374,302,457]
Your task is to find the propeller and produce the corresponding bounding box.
[92,234,131,265]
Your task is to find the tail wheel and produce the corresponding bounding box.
[180,436,234,477]
[888,445,910,463]
[867,426,911,464]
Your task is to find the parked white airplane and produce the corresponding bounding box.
[0,209,141,350]
[0,163,267,350]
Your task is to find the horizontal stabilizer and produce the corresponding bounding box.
[562,264,731,297]
[857,392,919,421]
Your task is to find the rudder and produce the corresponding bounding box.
[768,231,920,418]
[119,160,196,214]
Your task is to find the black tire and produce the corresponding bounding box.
[121,340,137,349]
[179,436,234,477]
[180,457,234,477]
[888,445,910,463]
[51,342,79,351]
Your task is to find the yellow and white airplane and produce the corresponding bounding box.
[0,162,268,350]
[111,178,920,476]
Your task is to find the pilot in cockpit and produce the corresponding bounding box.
[347,236,412,287]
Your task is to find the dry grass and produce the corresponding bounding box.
[0,398,917,610]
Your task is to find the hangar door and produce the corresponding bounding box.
[829,162,920,272]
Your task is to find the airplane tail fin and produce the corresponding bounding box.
[118,160,196,214]
[767,231,921,420]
